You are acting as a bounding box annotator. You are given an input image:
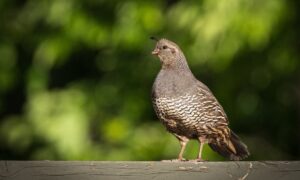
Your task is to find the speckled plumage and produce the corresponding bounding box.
[151,38,249,161]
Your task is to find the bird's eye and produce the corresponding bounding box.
[162,45,168,49]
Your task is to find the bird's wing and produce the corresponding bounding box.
[195,81,229,126]
[193,81,233,146]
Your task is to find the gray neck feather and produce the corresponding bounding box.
[162,52,192,73]
[153,54,196,98]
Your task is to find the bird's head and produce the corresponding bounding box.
[151,37,186,68]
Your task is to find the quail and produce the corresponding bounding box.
[151,37,250,161]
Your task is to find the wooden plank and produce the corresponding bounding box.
[0,161,299,180]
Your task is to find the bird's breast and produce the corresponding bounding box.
[153,94,201,119]
[152,93,204,138]
[152,70,197,98]
[154,93,204,125]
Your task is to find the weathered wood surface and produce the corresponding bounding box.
[0,161,299,180]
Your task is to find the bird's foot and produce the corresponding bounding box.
[188,158,206,162]
[161,158,187,162]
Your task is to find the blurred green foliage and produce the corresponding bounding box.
[0,0,299,160]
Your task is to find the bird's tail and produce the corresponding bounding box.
[208,131,250,160]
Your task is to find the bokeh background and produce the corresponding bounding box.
[0,0,299,160]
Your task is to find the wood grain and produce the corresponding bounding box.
[0,161,299,180]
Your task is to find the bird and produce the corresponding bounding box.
[150,37,250,161]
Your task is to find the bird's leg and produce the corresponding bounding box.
[161,135,189,162]
[196,137,207,161]
[173,135,189,161]
[178,140,188,161]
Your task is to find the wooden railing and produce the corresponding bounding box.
[0,161,299,180]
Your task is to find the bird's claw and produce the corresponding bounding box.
[188,158,206,162]
[161,158,187,162]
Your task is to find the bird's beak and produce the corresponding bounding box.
[152,49,159,55]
